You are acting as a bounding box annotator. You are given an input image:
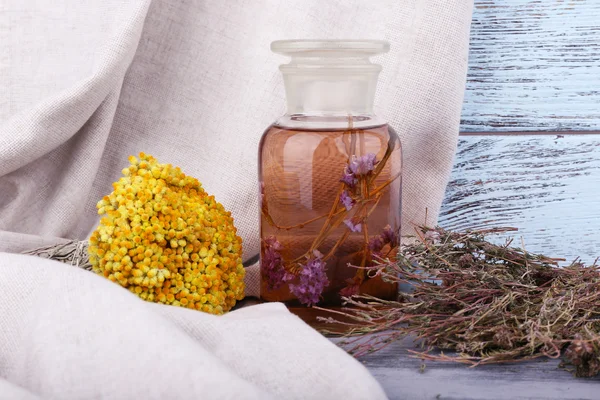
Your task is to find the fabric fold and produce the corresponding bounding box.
[0,253,387,399]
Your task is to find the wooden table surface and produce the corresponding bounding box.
[361,1,600,398]
[361,133,600,400]
[341,336,599,400]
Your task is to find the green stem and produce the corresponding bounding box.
[369,135,398,185]
[264,211,331,231]
[322,230,350,261]
[371,171,402,196]
[365,193,383,218]
[306,208,348,255]
[288,188,348,265]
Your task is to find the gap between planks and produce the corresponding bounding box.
[460,130,600,136]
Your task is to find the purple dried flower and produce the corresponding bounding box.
[382,224,399,247]
[458,253,474,267]
[424,230,441,244]
[264,235,282,250]
[288,250,329,306]
[340,190,355,211]
[259,181,265,206]
[349,153,378,176]
[340,167,358,187]
[368,225,399,257]
[368,235,385,254]
[262,236,286,291]
[283,271,295,283]
[344,218,362,233]
[340,284,360,297]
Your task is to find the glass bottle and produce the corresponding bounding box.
[259,40,402,317]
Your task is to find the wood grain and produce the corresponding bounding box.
[461,0,600,132]
[439,134,600,263]
[352,335,599,400]
[239,294,598,398]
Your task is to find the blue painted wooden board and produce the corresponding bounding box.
[360,134,600,399]
[439,134,600,264]
[355,335,599,400]
[461,0,600,132]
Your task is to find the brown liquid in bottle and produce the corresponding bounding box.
[259,123,402,325]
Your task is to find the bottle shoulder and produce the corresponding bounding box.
[259,115,401,155]
[270,114,388,131]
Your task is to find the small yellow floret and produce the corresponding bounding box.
[88,153,245,314]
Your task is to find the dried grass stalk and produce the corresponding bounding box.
[23,240,91,270]
[318,226,600,377]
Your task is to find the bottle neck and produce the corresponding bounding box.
[282,70,379,115]
[272,40,389,118]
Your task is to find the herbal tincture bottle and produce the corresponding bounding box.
[259,40,402,314]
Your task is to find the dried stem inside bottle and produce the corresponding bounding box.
[259,121,402,307]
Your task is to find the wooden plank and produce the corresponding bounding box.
[461,0,600,132]
[439,134,600,263]
[460,130,600,136]
[241,295,600,398]
[355,336,599,400]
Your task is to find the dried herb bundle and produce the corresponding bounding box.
[318,226,600,377]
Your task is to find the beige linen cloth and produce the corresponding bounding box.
[0,0,473,398]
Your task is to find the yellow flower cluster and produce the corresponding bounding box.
[88,153,245,314]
